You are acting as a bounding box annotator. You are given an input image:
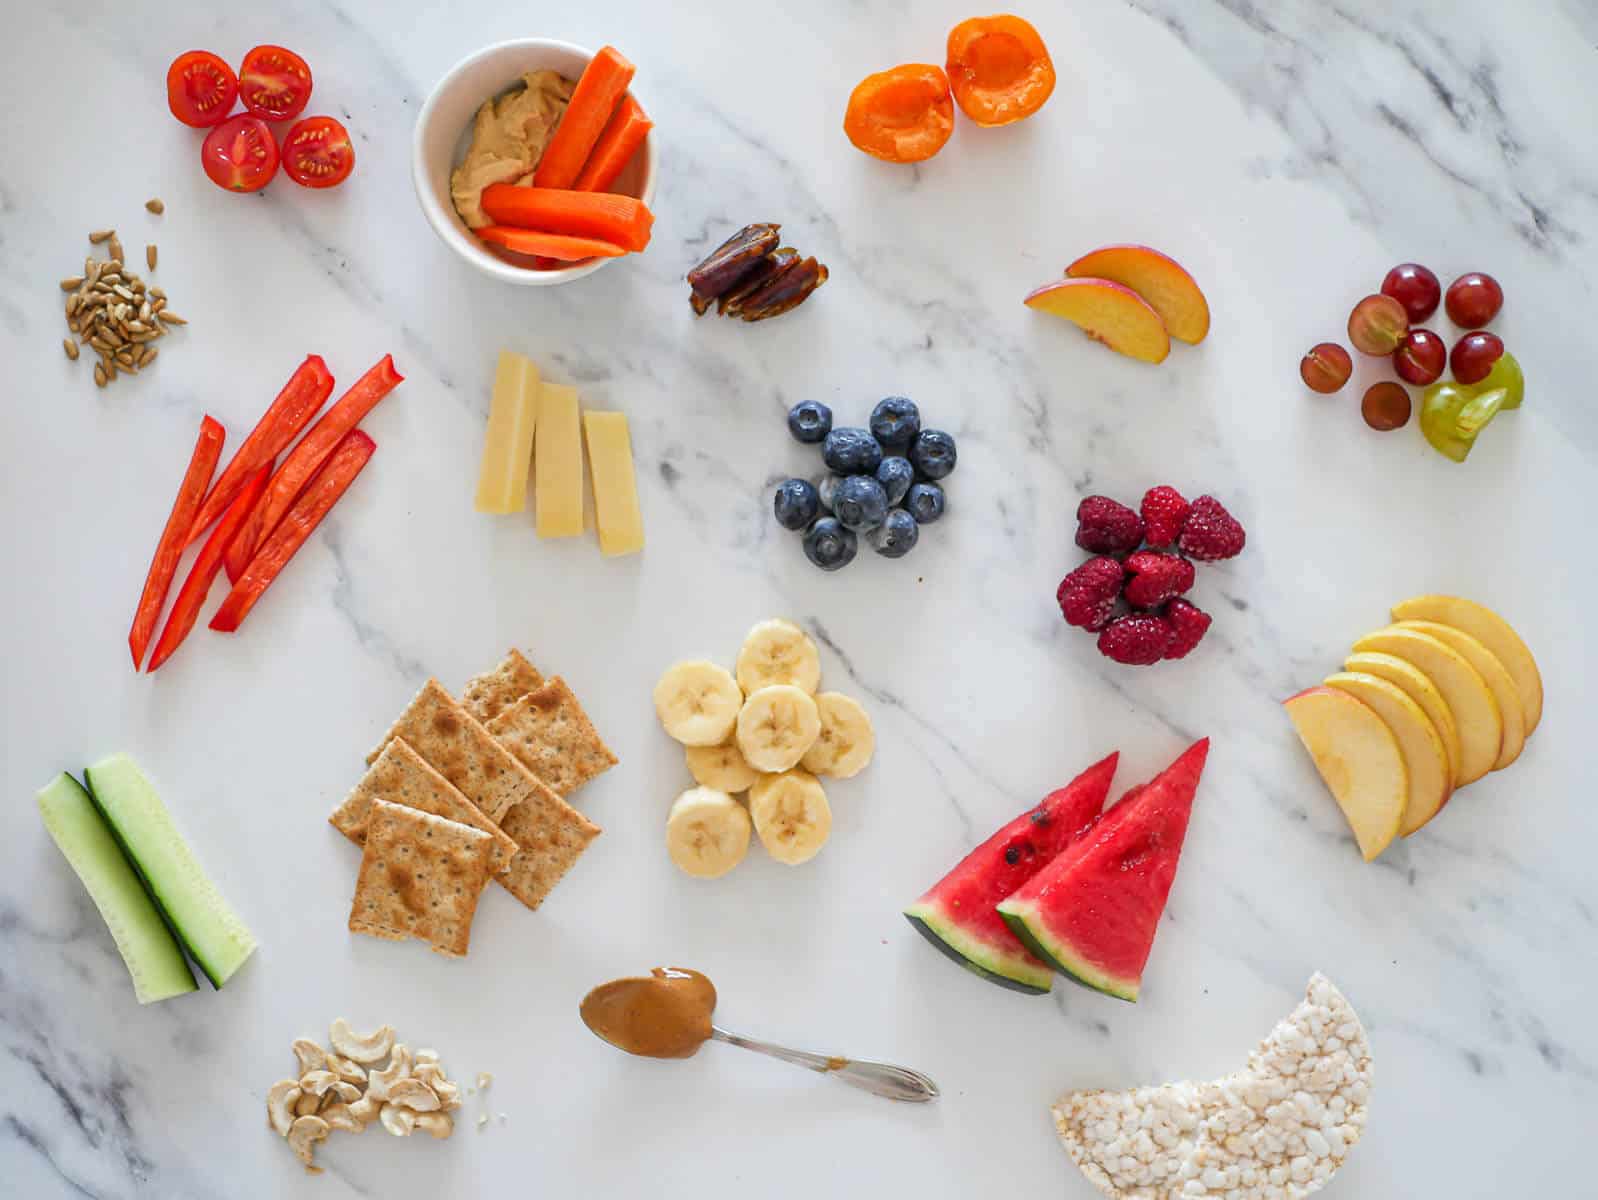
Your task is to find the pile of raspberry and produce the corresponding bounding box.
[1056,486,1246,665]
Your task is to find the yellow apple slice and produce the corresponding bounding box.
[1024,277,1171,364]
[1350,627,1501,787]
[1392,620,1524,771]
[1284,687,1407,861]
[1344,651,1463,789]
[1065,245,1210,344]
[1324,672,1451,837]
[1391,596,1542,736]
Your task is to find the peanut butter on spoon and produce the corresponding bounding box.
[580,967,716,1059]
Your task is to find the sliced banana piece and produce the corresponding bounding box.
[666,787,752,879]
[748,770,831,865]
[736,684,822,773]
[685,741,762,793]
[735,618,822,695]
[800,692,875,779]
[654,660,744,746]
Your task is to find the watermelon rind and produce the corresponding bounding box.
[904,901,1054,994]
[998,900,1139,1002]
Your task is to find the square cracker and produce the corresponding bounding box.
[348,799,497,957]
[462,649,545,725]
[486,677,618,797]
[330,737,518,872]
[494,775,601,911]
[365,678,537,824]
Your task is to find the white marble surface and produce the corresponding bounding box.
[4,1,1596,1196]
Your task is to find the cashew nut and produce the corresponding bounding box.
[386,1078,441,1112]
[294,1090,322,1118]
[287,1115,330,1172]
[366,1044,412,1101]
[347,1093,382,1127]
[414,1048,440,1066]
[325,1054,367,1084]
[379,1103,416,1137]
[413,1111,454,1139]
[330,1080,361,1104]
[322,1102,364,1134]
[329,1019,395,1065]
[292,1039,328,1077]
[431,1077,462,1112]
[266,1080,301,1137]
[299,1069,338,1097]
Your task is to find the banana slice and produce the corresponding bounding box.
[736,684,821,772]
[735,618,821,695]
[654,661,743,746]
[685,742,762,793]
[665,787,752,879]
[748,770,831,865]
[800,692,875,778]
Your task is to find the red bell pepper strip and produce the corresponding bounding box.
[223,354,402,582]
[146,464,272,671]
[186,354,334,546]
[208,430,376,633]
[128,414,225,669]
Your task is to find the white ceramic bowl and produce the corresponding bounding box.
[412,39,657,286]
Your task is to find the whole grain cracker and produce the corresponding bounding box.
[461,649,545,725]
[486,677,617,797]
[348,800,497,957]
[493,776,601,911]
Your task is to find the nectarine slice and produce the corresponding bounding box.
[1283,686,1406,861]
[1066,245,1211,344]
[1392,620,1525,770]
[1325,671,1452,837]
[1024,277,1171,364]
[1391,596,1541,735]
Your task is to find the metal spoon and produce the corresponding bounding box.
[710,1026,939,1102]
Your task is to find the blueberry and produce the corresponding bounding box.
[803,517,858,571]
[787,401,833,445]
[822,427,883,475]
[817,474,843,512]
[875,456,914,506]
[773,479,819,531]
[869,508,920,558]
[832,475,889,532]
[904,481,946,524]
[869,396,921,450]
[909,429,957,480]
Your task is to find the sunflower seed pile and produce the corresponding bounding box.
[61,222,184,388]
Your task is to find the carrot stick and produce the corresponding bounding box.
[532,46,636,189]
[574,95,652,193]
[480,185,653,252]
[128,415,225,669]
[476,225,628,260]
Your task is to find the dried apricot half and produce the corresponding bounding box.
[844,64,955,163]
[946,14,1055,127]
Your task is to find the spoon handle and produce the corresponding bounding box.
[710,1026,939,1102]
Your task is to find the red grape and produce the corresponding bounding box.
[1347,294,1409,355]
[1300,342,1353,393]
[1393,328,1446,386]
[1362,382,1412,431]
[1450,331,1504,385]
[1445,272,1503,327]
[1381,263,1441,323]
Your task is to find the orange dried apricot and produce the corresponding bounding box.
[946,14,1055,127]
[844,63,955,163]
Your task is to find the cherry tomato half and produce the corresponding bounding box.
[166,50,238,128]
[281,116,355,188]
[201,115,280,192]
[238,45,313,121]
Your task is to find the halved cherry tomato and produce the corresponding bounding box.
[166,50,238,128]
[201,115,280,192]
[946,15,1056,127]
[238,45,313,121]
[281,116,355,188]
[844,64,955,164]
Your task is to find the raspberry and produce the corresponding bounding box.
[1075,496,1145,555]
[1178,495,1246,561]
[1162,598,1213,659]
[1140,485,1190,548]
[1057,556,1126,631]
[1096,614,1174,665]
[1123,551,1196,609]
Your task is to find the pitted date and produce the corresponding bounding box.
[687,222,827,323]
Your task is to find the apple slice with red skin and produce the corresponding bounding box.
[1065,245,1210,344]
[1024,277,1171,364]
[1283,685,1407,861]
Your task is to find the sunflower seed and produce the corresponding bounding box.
[140,346,157,367]
[64,339,79,360]
[60,276,84,291]
[158,310,187,325]
[94,362,107,386]
[109,237,123,264]
[145,198,164,215]
[88,229,115,244]
[146,245,157,270]
[149,287,166,300]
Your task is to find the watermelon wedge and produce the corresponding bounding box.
[904,753,1118,994]
[997,738,1209,1003]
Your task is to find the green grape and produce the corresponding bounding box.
[1476,351,1524,410]
[1420,383,1508,463]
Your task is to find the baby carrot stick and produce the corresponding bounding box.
[480,185,653,252]
[476,225,628,260]
[575,95,652,193]
[533,46,636,189]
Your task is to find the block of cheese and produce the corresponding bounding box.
[474,350,540,514]
[582,411,644,557]
[534,382,584,538]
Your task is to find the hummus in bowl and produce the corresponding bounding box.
[450,70,573,229]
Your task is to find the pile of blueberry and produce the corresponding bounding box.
[774,397,957,571]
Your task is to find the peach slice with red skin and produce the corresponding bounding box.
[1066,245,1211,344]
[1024,277,1171,364]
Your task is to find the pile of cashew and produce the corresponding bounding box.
[266,1020,463,1173]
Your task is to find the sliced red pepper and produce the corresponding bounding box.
[186,354,334,545]
[146,464,272,671]
[128,415,226,669]
[224,354,402,582]
[208,430,377,632]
